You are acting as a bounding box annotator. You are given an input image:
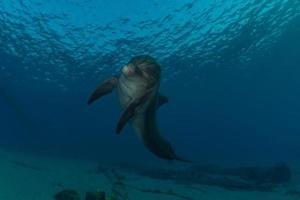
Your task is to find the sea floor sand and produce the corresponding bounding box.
[0,149,299,200]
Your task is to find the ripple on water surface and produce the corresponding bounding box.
[0,0,299,88]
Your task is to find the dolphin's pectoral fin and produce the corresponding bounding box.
[87,77,118,105]
[116,103,136,134]
[157,94,169,108]
[116,90,153,134]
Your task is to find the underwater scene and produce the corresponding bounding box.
[1,0,300,199]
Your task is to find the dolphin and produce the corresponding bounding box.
[88,55,186,161]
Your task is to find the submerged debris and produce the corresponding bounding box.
[190,162,292,185]
[111,181,129,200]
[54,189,80,200]
[9,160,44,171]
[130,186,195,200]
[191,162,291,191]
[85,191,106,200]
[89,162,292,192]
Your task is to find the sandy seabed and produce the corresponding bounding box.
[0,149,299,200]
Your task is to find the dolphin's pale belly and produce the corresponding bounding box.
[117,74,157,139]
[117,74,147,109]
[116,74,179,160]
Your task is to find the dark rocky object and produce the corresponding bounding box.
[54,189,80,200]
[286,189,300,197]
[230,162,291,184]
[190,162,291,190]
[85,191,105,200]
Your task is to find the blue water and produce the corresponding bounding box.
[0,0,300,168]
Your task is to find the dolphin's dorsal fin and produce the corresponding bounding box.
[116,89,153,134]
[87,77,118,105]
[157,94,168,108]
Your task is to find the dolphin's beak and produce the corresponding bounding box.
[122,65,135,76]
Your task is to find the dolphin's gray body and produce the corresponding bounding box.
[88,55,184,161]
